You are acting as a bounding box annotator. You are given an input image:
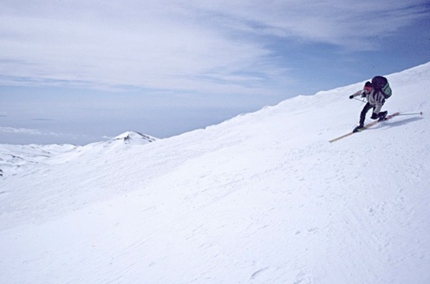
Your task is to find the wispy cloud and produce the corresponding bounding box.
[0,126,60,136]
[0,125,93,145]
[187,0,428,48]
[0,0,427,94]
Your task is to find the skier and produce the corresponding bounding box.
[349,81,388,132]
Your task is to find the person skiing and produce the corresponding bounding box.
[349,81,388,132]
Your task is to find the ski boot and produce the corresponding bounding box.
[353,124,364,133]
[378,111,388,121]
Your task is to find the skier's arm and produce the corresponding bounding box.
[349,90,364,99]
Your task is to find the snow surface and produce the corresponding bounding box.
[1,62,429,283]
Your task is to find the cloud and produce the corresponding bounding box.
[0,125,92,145]
[1,2,280,93]
[0,126,59,136]
[0,0,427,94]
[185,0,428,48]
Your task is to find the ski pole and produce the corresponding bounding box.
[397,112,423,116]
[353,98,365,102]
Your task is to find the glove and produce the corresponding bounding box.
[361,93,366,98]
[371,113,379,119]
[349,95,354,99]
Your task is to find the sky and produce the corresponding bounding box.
[1,0,429,145]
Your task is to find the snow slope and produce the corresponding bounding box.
[1,62,429,284]
[0,131,156,178]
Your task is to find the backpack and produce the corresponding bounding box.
[371,76,392,98]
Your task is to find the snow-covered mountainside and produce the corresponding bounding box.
[0,131,156,178]
[1,62,429,284]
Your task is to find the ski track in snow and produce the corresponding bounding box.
[1,62,430,283]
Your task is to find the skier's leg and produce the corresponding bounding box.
[359,103,373,126]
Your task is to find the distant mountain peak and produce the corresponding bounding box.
[113,131,157,144]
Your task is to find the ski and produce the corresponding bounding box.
[329,112,400,143]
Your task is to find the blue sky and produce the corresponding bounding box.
[1,0,429,144]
